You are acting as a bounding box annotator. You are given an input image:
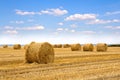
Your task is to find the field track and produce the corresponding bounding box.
[0,47,120,80]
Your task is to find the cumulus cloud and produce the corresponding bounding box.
[4,25,45,31]
[25,26,44,30]
[16,26,45,30]
[15,8,68,16]
[4,30,18,34]
[81,31,96,34]
[70,24,78,28]
[105,26,120,29]
[115,26,120,29]
[106,11,120,15]
[65,14,96,21]
[70,29,75,32]
[3,25,45,35]
[41,8,68,16]
[56,28,63,31]
[10,21,24,24]
[55,28,95,34]
[4,26,13,29]
[56,28,75,33]
[15,9,36,15]
[87,19,120,24]
[58,22,63,26]
[65,13,120,25]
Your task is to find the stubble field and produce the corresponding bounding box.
[0,46,120,80]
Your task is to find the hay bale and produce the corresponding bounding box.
[13,44,21,49]
[3,45,8,48]
[57,44,62,48]
[24,44,29,50]
[83,43,94,51]
[71,43,81,51]
[96,43,107,52]
[53,44,62,48]
[63,44,71,48]
[25,42,54,64]
[30,41,35,44]
[53,44,58,48]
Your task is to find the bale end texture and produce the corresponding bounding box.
[83,43,94,51]
[53,44,62,48]
[3,45,8,48]
[13,44,21,49]
[71,43,81,51]
[96,43,107,52]
[63,44,71,48]
[30,41,36,45]
[57,44,62,48]
[25,42,54,64]
[53,44,57,48]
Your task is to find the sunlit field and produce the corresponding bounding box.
[0,46,120,80]
[1,0,120,80]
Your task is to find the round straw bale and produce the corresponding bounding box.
[83,43,94,51]
[30,41,35,44]
[25,42,54,64]
[13,44,21,49]
[53,44,58,48]
[57,44,62,48]
[3,45,8,48]
[24,44,29,50]
[71,43,81,51]
[63,44,71,48]
[96,43,107,52]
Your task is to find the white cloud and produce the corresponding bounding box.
[105,26,120,29]
[58,22,63,26]
[4,30,18,34]
[106,11,120,15]
[70,29,75,32]
[41,8,68,16]
[10,21,24,24]
[16,26,45,30]
[56,28,75,33]
[87,19,120,24]
[70,24,78,28]
[4,26,13,29]
[29,26,44,30]
[4,25,45,31]
[81,31,96,34]
[15,8,68,16]
[65,13,120,24]
[24,26,44,30]
[54,28,64,35]
[112,19,120,22]
[56,28,63,31]
[116,26,120,29]
[87,19,110,24]
[41,10,50,14]
[15,9,36,15]
[65,14,96,21]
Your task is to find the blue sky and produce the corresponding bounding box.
[0,0,120,44]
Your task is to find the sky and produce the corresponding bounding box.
[0,0,120,44]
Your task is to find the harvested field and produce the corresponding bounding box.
[0,46,120,80]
